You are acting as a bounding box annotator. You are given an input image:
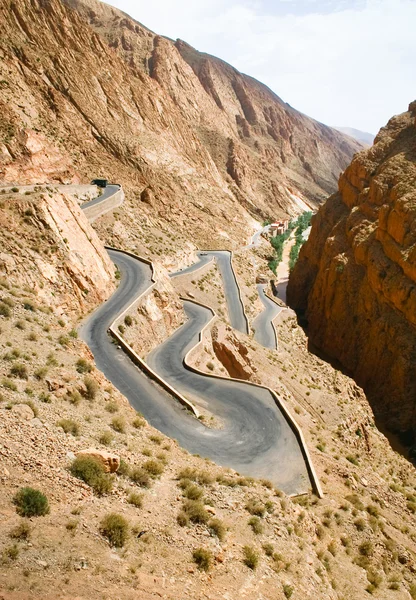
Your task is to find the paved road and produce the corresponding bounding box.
[80,250,309,494]
[171,251,248,335]
[81,184,121,209]
[252,284,281,349]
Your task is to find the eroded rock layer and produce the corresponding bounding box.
[287,102,416,435]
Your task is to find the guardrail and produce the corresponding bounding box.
[181,295,323,498]
[105,247,199,418]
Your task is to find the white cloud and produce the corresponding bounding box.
[106,0,416,133]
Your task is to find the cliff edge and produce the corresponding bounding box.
[287,102,416,439]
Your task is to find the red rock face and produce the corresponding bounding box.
[0,0,361,250]
[287,102,416,435]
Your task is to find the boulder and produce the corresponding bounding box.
[76,448,120,473]
[11,403,34,421]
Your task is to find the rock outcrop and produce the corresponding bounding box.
[0,187,115,313]
[287,102,416,437]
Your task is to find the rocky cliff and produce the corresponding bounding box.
[287,102,416,438]
[0,0,361,251]
[0,186,115,314]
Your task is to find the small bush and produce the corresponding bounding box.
[66,519,79,532]
[99,431,114,446]
[111,416,126,433]
[58,418,79,436]
[76,358,92,374]
[243,545,259,570]
[209,518,226,542]
[249,516,264,534]
[359,541,374,557]
[124,315,133,326]
[58,335,70,347]
[283,584,294,599]
[23,301,36,312]
[177,511,189,526]
[132,416,145,428]
[245,499,266,517]
[0,302,11,318]
[99,513,129,547]
[183,483,203,500]
[2,378,17,391]
[9,521,31,540]
[70,456,112,495]
[105,401,118,413]
[15,320,25,330]
[2,545,19,561]
[192,547,212,571]
[182,500,209,524]
[34,367,48,380]
[10,363,28,379]
[130,467,151,488]
[118,459,130,477]
[143,459,164,477]
[354,518,366,531]
[67,390,82,405]
[263,543,274,557]
[346,454,359,466]
[13,487,50,517]
[178,467,213,485]
[128,492,143,508]
[84,376,98,400]
[69,329,78,339]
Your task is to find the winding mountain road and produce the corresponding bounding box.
[171,251,248,335]
[252,284,282,349]
[81,184,121,210]
[80,250,310,494]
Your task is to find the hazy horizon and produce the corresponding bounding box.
[105,0,416,134]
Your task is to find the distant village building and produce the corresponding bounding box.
[270,220,289,236]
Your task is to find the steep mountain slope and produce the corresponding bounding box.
[334,127,375,146]
[288,102,416,440]
[0,0,361,253]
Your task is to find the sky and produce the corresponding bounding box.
[107,0,416,134]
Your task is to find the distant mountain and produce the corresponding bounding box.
[334,127,375,146]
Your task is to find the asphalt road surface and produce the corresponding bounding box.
[80,249,309,494]
[171,251,248,335]
[81,184,121,209]
[252,284,282,349]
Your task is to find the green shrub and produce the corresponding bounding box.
[99,430,114,446]
[177,467,213,485]
[99,513,129,547]
[76,358,92,374]
[0,302,11,318]
[67,390,82,405]
[359,541,374,557]
[84,376,98,400]
[177,511,189,526]
[69,329,78,339]
[127,492,143,508]
[58,418,79,436]
[130,467,151,488]
[243,545,259,569]
[182,500,209,524]
[143,460,164,478]
[2,544,19,561]
[263,543,274,556]
[209,518,226,542]
[23,301,36,312]
[124,315,133,326]
[192,547,212,571]
[105,401,118,413]
[245,499,266,517]
[10,363,28,379]
[13,487,50,517]
[283,584,294,598]
[34,367,48,380]
[248,516,264,534]
[111,416,126,433]
[2,378,17,391]
[58,335,70,347]
[132,416,146,428]
[70,456,112,495]
[183,483,203,500]
[117,459,130,477]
